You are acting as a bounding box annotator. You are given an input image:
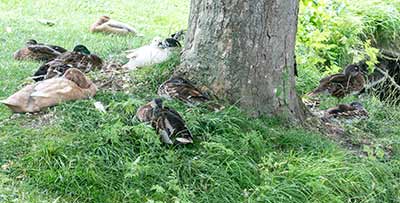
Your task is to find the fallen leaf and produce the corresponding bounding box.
[94,101,106,113]
[5,27,12,33]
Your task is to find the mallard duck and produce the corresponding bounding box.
[158,76,210,106]
[90,16,137,35]
[1,68,97,113]
[122,34,181,70]
[136,99,183,123]
[13,39,67,61]
[149,98,193,145]
[324,102,368,118]
[308,64,366,99]
[136,100,157,123]
[33,45,103,81]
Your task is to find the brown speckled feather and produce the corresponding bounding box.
[309,65,365,98]
[325,102,368,118]
[158,77,209,105]
[33,49,103,81]
[14,41,67,61]
[151,106,193,145]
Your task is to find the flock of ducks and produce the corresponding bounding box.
[1,16,370,144]
[1,16,209,145]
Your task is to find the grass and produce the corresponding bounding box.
[1,0,400,202]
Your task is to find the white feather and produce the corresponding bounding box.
[122,37,173,70]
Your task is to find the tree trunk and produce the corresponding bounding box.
[175,0,308,121]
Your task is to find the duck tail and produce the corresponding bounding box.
[175,129,193,144]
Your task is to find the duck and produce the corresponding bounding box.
[136,99,183,123]
[324,102,368,119]
[1,68,97,113]
[13,39,67,61]
[149,98,193,145]
[90,16,138,35]
[158,76,210,106]
[122,34,182,70]
[33,45,103,81]
[308,64,366,99]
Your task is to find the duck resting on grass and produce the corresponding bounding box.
[158,76,224,111]
[136,98,184,123]
[137,98,193,145]
[1,68,97,113]
[122,33,182,70]
[33,45,103,81]
[158,76,210,106]
[13,39,67,61]
[308,64,366,99]
[324,102,368,119]
[90,16,138,35]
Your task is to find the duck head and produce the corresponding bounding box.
[150,98,163,116]
[350,101,364,110]
[99,15,110,23]
[169,76,189,84]
[63,68,91,89]
[159,38,181,49]
[344,64,362,77]
[26,39,38,45]
[171,30,185,41]
[73,45,91,55]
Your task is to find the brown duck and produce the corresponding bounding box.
[147,98,193,145]
[158,76,210,106]
[33,45,103,81]
[308,64,366,98]
[1,68,97,113]
[324,102,368,118]
[136,99,183,123]
[13,39,67,61]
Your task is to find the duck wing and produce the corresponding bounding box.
[164,110,193,144]
[27,45,63,60]
[158,78,209,105]
[309,74,347,96]
[105,20,136,33]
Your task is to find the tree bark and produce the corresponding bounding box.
[175,0,307,121]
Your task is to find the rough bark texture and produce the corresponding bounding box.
[176,0,307,121]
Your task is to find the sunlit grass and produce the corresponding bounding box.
[1,0,400,202]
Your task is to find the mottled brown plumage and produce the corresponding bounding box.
[136,99,183,123]
[158,77,210,106]
[13,39,67,61]
[143,99,193,145]
[33,45,103,81]
[324,102,368,118]
[309,64,366,98]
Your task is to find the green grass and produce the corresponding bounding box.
[1,0,400,202]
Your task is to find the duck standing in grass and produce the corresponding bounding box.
[137,99,193,145]
[90,16,138,35]
[122,33,182,70]
[1,68,97,113]
[13,39,67,61]
[158,76,210,106]
[33,45,103,81]
[324,102,368,119]
[308,64,366,99]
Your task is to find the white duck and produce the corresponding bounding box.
[122,36,181,70]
